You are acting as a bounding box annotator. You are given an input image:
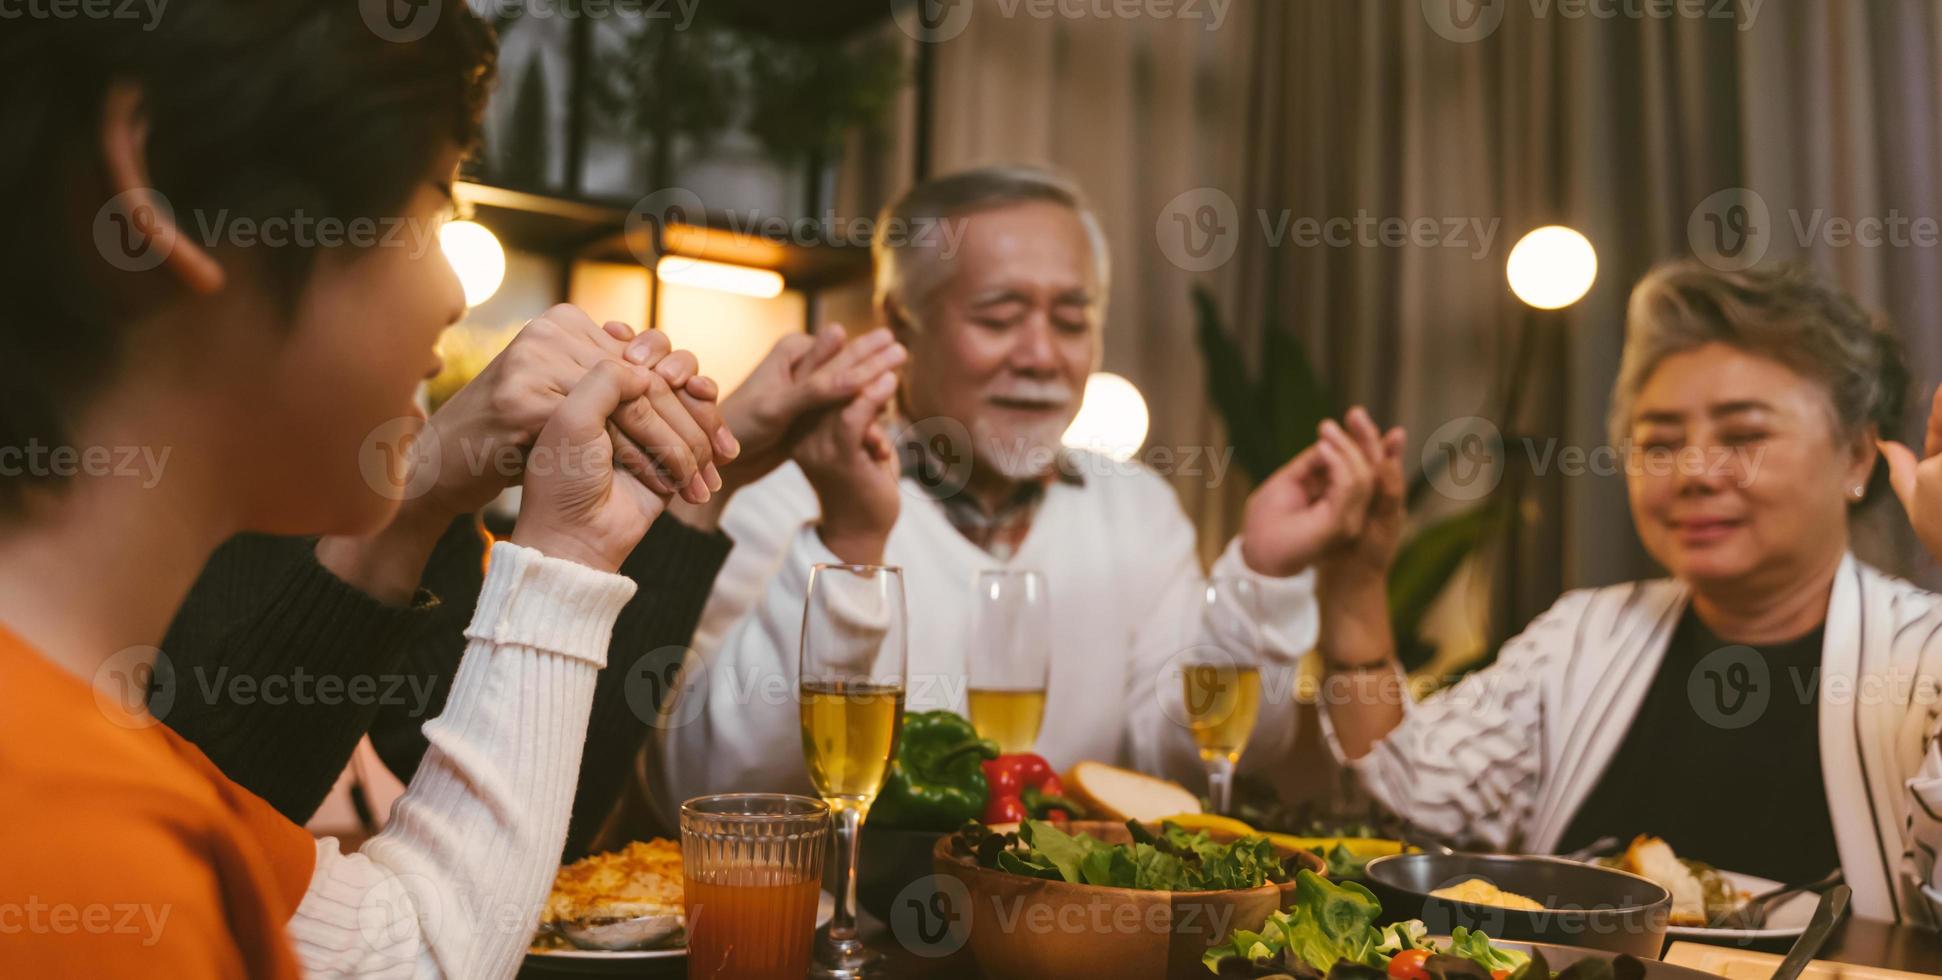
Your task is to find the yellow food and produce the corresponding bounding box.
[541,839,684,926]
[1265,834,1409,860]
[1162,813,1258,838]
[1431,878,1546,911]
[1064,761,1200,822]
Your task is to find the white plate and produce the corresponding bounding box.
[1663,870,1816,942]
[523,890,836,973]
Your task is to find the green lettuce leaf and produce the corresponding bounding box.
[1446,926,1530,973]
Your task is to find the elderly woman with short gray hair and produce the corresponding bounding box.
[1318,259,1942,925]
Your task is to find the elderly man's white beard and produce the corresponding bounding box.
[969,379,1079,482]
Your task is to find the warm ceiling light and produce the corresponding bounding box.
[1505,225,1597,310]
[439,219,506,308]
[654,256,785,299]
[1062,372,1150,462]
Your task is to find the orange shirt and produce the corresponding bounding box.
[0,625,316,978]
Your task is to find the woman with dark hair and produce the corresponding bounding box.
[0,3,724,976]
[1318,261,1942,926]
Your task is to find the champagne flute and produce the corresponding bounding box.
[799,563,907,979]
[966,569,1052,754]
[1180,576,1263,815]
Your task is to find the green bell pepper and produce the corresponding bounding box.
[871,710,1000,831]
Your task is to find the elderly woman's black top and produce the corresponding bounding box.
[1555,609,1842,883]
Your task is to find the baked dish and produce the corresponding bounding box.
[531,839,685,952]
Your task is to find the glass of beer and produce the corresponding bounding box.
[681,793,830,980]
[966,569,1051,753]
[799,563,907,979]
[1180,576,1263,815]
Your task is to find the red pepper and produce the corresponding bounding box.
[980,754,1082,826]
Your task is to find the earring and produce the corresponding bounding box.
[1852,485,1866,499]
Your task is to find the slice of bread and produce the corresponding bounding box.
[1620,835,1707,925]
[1063,762,1201,823]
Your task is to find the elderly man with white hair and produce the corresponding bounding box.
[651,165,1402,816]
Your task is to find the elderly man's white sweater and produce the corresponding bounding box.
[652,451,1318,814]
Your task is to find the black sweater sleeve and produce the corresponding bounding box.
[368,513,732,860]
[158,533,440,822]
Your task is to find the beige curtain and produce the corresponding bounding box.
[1215,0,1942,621]
[859,0,1942,809]
[858,2,1259,565]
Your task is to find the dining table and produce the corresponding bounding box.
[516,907,1942,979]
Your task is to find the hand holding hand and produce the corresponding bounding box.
[1322,408,1408,583]
[422,304,733,518]
[1880,386,1942,564]
[716,324,908,491]
[510,361,673,572]
[1239,407,1403,579]
[793,372,903,564]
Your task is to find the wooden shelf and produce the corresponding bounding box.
[456,181,871,293]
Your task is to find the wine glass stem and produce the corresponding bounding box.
[1205,756,1237,816]
[830,804,864,941]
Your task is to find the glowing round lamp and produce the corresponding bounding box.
[1505,225,1597,310]
[1062,372,1150,462]
[440,219,506,308]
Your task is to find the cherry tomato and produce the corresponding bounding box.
[1493,971,1510,980]
[1388,948,1432,980]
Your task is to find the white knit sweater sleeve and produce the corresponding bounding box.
[284,541,637,979]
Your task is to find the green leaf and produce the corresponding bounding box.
[1193,286,1285,482]
[1386,501,1504,672]
[1259,321,1335,463]
[994,849,1061,881]
[1019,820,1090,884]
[1446,926,1530,973]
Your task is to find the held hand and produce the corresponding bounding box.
[794,372,903,564]
[716,324,908,492]
[510,361,671,573]
[1880,386,1942,563]
[1239,408,1399,579]
[421,304,733,519]
[1324,408,1408,582]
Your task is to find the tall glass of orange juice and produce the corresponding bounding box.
[680,793,830,980]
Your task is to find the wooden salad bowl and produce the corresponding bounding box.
[931,820,1326,980]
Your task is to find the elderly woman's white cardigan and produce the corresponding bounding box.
[1329,554,1942,925]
